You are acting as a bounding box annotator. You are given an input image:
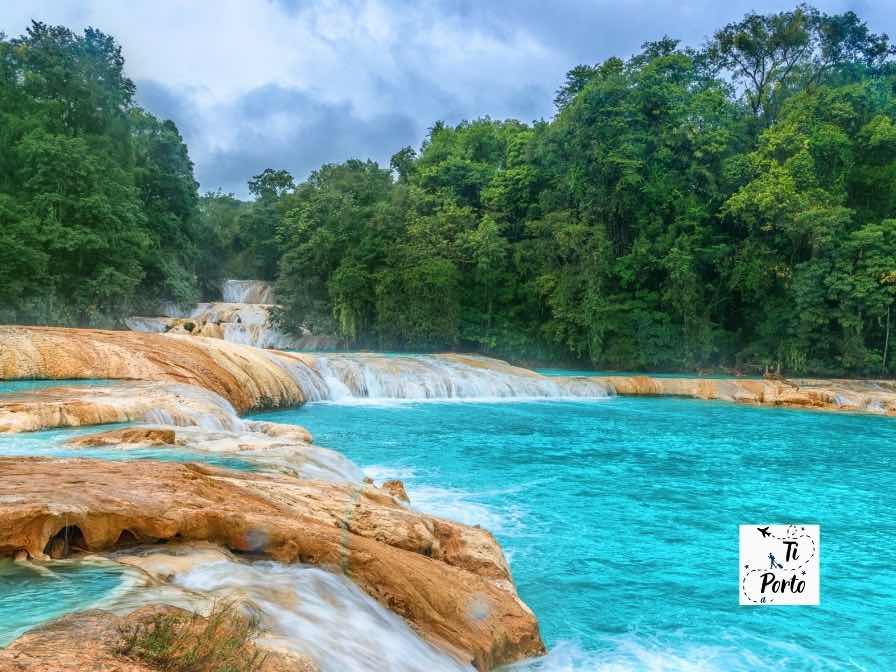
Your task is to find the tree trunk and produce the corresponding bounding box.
[883,305,891,375]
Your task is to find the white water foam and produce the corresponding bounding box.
[172,559,473,672]
[507,635,843,672]
[409,485,524,537]
[312,354,612,402]
[140,383,245,432]
[273,353,613,405]
[362,465,417,482]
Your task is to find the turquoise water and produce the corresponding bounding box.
[534,368,762,380]
[0,560,126,646]
[0,379,113,393]
[0,426,258,471]
[256,398,896,671]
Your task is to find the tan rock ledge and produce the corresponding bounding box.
[585,375,896,415]
[0,457,544,670]
[0,326,320,413]
[0,382,240,433]
[61,423,361,483]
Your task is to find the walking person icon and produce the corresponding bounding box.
[769,553,783,569]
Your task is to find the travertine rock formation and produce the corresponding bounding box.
[0,382,241,433]
[68,426,177,447]
[0,458,544,670]
[0,326,319,412]
[588,375,896,415]
[382,479,410,503]
[65,422,362,483]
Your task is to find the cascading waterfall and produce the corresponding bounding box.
[141,383,246,432]
[220,322,297,349]
[102,547,472,672]
[275,353,613,402]
[221,279,275,304]
[267,355,332,403]
[171,559,473,672]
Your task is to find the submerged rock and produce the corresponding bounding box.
[64,422,362,483]
[68,427,176,447]
[0,457,544,670]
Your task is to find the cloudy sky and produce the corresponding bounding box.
[1,1,892,197]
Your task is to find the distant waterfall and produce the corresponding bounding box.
[220,279,274,304]
[272,353,613,402]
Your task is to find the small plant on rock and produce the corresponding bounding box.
[117,602,266,672]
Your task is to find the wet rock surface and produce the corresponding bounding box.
[0,458,543,670]
[0,326,317,413]
[0,382,241,433]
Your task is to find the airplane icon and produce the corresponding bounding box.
[757,526,772,538]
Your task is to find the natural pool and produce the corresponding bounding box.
[0,379,114,393]
[0,560,127,646]
[534,368,762,380]
[256,397,896,671]
[0,426,258,471]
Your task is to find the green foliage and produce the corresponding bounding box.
[266,5,895,375]
[0,21,201,324]
[116,603,266,672]
[3,6,895,376]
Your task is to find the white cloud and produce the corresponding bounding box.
[2,0,892,196]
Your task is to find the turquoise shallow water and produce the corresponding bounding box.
[0,560,126,646]
[256,398,896,671]
[0,379,113,393]
[534,368,762,380]
[0,426,258,471]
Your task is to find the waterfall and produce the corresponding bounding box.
[173,559,473,672]
[127,279,337,350]
[273,353,612,402]
[106,547,472,672]
[220,323,298,350]
[142,385,244,432]
[221,280,275,304]
[267,355,331,403]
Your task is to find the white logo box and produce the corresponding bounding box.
[739,524,820,605]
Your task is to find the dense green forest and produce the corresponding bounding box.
[2,6,896,374]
